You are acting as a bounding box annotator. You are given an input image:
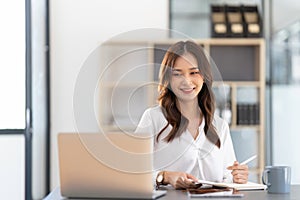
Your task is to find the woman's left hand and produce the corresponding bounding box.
[227,161,249,184]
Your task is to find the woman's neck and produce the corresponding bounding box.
[177,99,200,119]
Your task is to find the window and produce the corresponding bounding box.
[0,0,26,129]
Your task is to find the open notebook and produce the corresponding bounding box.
[196,180,267,191]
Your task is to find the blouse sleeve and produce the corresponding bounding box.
[222,121,237,183]
[135,108,154,135]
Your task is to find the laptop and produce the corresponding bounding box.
[57,132,166,199]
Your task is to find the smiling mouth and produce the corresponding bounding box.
[180,88,195,93]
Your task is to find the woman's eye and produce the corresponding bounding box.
[191,71,200,75]
[172,73,181,76]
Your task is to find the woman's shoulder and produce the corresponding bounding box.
[141,105,166,122]
[144,105,164,116]
[213,114,226,125]
[139,105,167,131]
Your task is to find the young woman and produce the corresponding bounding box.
[135,41,248,189]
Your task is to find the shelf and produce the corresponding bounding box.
[230,125,260,130]
[101,82,158,88]
[101,124,137,132]
[213,81,261,86]
[204,38,264,45]
[99,38,265,181]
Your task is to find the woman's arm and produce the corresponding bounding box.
[158,171,200,189]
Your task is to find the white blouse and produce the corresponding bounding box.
[135,105,236,183]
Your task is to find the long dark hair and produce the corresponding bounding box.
[157,40,221,148]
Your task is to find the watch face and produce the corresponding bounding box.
[157,174,163,183]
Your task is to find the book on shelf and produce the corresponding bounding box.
[249,104,255,124]
[237,104,248,125]
[254,104,260,124]
[236,103,260,125]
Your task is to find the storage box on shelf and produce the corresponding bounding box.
[98,38,265,182]
[210,4,263,38]
[211,5,228,38]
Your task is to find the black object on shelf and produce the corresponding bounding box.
[237,104,245,125]
[211,4,262,38]
[237,103,260,125]
[226,5,244,37]
[254,104,260,124]
[248,104,255,125]
[211,5,228,38]
[242,5,263,37]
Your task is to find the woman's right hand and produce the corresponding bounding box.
[164,171,201,189]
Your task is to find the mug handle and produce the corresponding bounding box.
[262,169,271,186]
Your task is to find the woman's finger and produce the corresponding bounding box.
[175,176,199,189]
[234,177,248,184]
[229,164,248,171]
[175,177,187,189]
[233,173,248,179]
[233,173,248,183]
[184,179,200,189]
[186,173,198,182]
[227,161,240,170]
[231,169,249,176]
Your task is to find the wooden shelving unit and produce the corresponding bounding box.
[98,38,265,183]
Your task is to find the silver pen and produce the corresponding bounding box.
[240,155,257,165]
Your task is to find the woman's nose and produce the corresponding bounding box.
[182,74,192,84]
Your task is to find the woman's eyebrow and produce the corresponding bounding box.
[189,67,199,70]
[172,68,182,71]
[172,67,198,71]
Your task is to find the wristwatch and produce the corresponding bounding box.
[156,171,166,189]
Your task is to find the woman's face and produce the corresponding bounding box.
[170,53,204,103]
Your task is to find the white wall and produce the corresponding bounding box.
[273,0,300,32]
[272,85,300,184]
[50,0,168,189]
